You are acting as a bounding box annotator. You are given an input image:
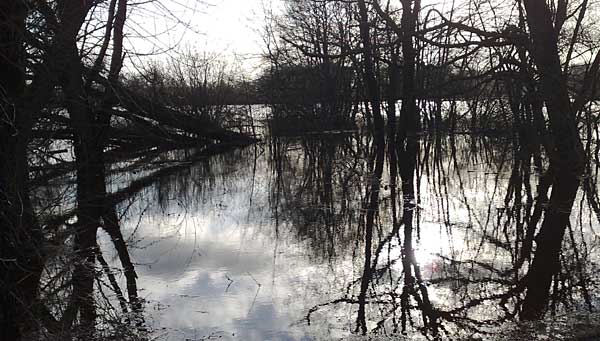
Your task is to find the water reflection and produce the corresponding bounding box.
[103,133,600,339]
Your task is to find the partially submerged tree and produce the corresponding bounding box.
[267,0,600,333]
[0,0,257,339]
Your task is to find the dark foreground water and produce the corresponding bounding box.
[93,134,600,340]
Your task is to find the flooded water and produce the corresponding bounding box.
[82,134,600,340]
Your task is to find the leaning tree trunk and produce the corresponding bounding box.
[98,0,143,316]
[520,0,585,320]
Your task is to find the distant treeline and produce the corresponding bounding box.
[127,60,597,110]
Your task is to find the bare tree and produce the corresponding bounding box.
[0,1,43,339]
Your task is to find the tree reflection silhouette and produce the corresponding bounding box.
[273,132,600,339]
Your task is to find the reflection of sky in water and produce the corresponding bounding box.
[102,148,354,340]
[94,136,600,340]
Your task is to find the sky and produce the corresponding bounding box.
[125,0,283,77]
[122,0,459,78]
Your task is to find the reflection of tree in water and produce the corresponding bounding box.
[267,135,368,262]
[30,146,251,339]
[271,133,600,339]
[34,128,600,338]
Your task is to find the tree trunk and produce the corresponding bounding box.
[62,41,104,337]
[520,0,585,320]
[355,0,386,334]
[0,2,43,339]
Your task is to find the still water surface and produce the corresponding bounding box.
[99,134,600,340]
